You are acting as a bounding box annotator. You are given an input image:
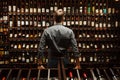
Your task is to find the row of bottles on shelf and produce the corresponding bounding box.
[0,35,8,44]
[6,52,118,64]
[8,31,119,39]
[0,27,8,34]
[9,32,41,38]
[10,43,38,49]
[10,52,37,64]
[62,20,118,28]
[0,48,8,57]
[1,8,119,28]
[6,0,119,15]
[78,32,118,39]
[9,53,42,64]
[9,21,119,29]
[1,47,119,65]
[0,48,9,65]
[8,16,119,28]
[0,17,8,34]
[0,68,120,80]
[69,53,117,63]
[78,42,118,49]
[0,1,118,15]
[76,54,117,63]
[0,16,8,21]
[9,42,118,50]
[7,12,119,19]
[1,1,119,16]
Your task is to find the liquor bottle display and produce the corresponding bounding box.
[0,0,120,69]
[1,68,120,80]
[0,0,9,65]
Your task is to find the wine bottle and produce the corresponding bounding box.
[31,77,36,80]
[2,77,6,80]
[109,68,118,80]
[83,72,88,80]
[26,52,30,63]
[94,53,97,62]
[103,69,111,80]
[96,68,106,80]
[68,71,74,80]
[90,69,97,80]
[22,53,25,63]
[21,77,27,80]
[18,54,22,63]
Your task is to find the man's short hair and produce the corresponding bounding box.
[54,9,64,23]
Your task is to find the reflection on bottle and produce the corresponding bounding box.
[21,78,27,80]
[2,77,6,80]
[109,68,118,80]
[69,71,74,80]
[83,72,88,80]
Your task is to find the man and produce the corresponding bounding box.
[37,9,80,69]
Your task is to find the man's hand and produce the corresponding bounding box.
[74,58,81,69]
[37,59,45,70]
[74,65,81,69]
[37,65,45,70]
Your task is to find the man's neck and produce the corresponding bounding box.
[54,22,63,25]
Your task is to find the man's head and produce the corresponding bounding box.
[54,9,64,23]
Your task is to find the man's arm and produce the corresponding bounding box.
[37,30,47,67]
[70,30,81,69]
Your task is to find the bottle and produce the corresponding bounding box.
[83,72,88,80]
[68,71,74,80]
[90,69,97,80]
[109,68,118,80]
[26,52,30,63]
[103,69,111,80]
[2,77,6,80]
[18,44,22,49]
[21,77,27,80]
[26,44,29,49]
[18,54,22,63]
[96,68,105,80]
[87,3,91,15]
[31,78,36,80]
[22,53,25,63]
[90,56,93,62]
[94,53,97,62]
[115,21,118,27]
[30,55,33,63]
[0,36,3,44]
[14,56,18,63]
[34,44,38,49]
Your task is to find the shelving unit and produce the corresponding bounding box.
[0,0,9,65]
[0,67,120,80]
[0,0,120,80]
[0,0,120,67]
